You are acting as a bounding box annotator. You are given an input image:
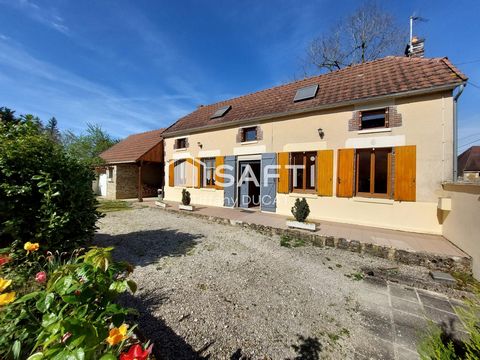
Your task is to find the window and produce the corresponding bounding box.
[201,158,216,188]
[107,167,114,181]
[293,84,319,102]
[174,160,186,186]
[242,127,257,142]
[360,109,387,129]
[290,151,316,192]
[175,138,187,149]
[211,105,231,119]
[356,148,392,198]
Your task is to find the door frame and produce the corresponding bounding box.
[236,155,262,208]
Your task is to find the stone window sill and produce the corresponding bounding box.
[358,128,392,135]
[353,197,394,204]
[240,140,258,145]
[174,148,187,152]
[288,192,318,199]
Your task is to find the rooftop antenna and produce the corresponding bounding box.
[409,14,428,54]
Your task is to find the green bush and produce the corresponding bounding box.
[0,247,140,359]
[418,289,480,359]
[0,119,101,252]
[291,198,310,223]
[181,189,191,206]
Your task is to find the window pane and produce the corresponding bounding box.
[357,150,371,193]
[374,150,389,194]
[291,152,303,189]
[174,160,186,186]
[202,158,216,186]
[305,152,316,189]
[244,127,257,142]
[362,110,385,129]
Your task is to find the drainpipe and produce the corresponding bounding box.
[453,83,466,182]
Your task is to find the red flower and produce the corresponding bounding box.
[0,255,11,266]
[35,271,47,284]
[119,344,153,360]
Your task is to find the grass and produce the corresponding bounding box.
[97,200,132,213]
[280,235,306,248]
[344,271,364,281]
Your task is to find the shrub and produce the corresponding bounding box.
[291,198,310,222]
[418,289,480,359]
[0,119,101,252]
[0,247,142,359]
[181,189,191,206]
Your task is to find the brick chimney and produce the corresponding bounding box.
[408,36,425,58]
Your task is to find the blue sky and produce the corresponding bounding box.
[0,0,479,151]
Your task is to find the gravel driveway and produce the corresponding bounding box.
[95,207,466,360]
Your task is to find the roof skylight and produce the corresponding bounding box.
[210,105,231,119]
[293,84,319,102]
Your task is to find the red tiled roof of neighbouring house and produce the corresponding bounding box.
[458,146,480,175]
[100,128,165,164]
[163,56,467,135]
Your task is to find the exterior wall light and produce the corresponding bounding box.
[318,128,325,139]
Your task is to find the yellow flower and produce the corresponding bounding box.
[24,242,40,252]
[106,324,128,346]
[0,291,15,306]
[0,278,12,293]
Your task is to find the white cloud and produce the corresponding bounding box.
[1,0,70,35]
[0,39,199,137]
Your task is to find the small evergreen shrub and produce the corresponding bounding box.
[181,189,191,206]
[291,198,310,223]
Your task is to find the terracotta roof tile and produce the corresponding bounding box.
[164,56,466,135]
[100,128,164,164]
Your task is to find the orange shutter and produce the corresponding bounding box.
[317,150,333,196]
[215,156,224,190]
[277,152,290,194]
[336,148,354,197]
[394,145,416,201]
[194,158,201,188]
[168,161,174,187]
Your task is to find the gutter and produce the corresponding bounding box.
[453,83,466,181]
[162,83,461,138]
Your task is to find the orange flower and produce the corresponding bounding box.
[24,242,40,253]
[0,292,15,306]
[106,324,128,346]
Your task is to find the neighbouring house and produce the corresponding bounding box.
[161,56,468,235]
[457,146,480,181]
[94,128,165,201]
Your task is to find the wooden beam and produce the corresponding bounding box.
[138,161,143,202]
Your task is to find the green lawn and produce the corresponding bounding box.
[97,199,132,213]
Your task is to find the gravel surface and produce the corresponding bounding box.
[95,207,462,359]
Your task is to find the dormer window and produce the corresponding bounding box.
[174,137,188,149]
[360,109,387,129]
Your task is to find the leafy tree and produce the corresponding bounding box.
[63,123,119,167]
[0,112,101,251]
[302,1,406,74]
[0,107,17,125]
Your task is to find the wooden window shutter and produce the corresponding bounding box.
[317,150,333,196]
[394,145,416,201]
[214,156,224,190]
[336,148,354,197]
[185,158,193,187]
[277,152,289,194]
[194,158,201,188]
[168,161,175,187]
[256,126,263,141]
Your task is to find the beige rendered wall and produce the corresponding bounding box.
[164,91,454,233]
[441,183,480,278]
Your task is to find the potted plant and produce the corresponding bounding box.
[286,198,316,231]
[179,189,194,211]
[155,188,167,208]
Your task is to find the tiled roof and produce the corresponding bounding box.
[458,146,480,174]
[100,128,165,164]
[163,56,467,135]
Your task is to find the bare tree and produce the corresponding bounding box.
[302,2,407,75]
